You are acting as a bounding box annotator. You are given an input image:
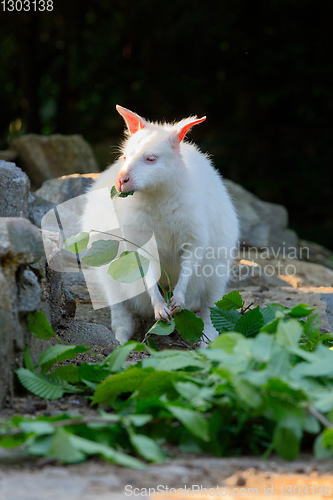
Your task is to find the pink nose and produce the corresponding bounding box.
[116,174,130,192]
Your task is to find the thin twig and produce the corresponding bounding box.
[241,302,253,315]
[307,404,333,428]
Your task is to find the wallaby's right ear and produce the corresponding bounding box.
[116,105,146,135]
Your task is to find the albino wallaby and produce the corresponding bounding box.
[81,106,239,346]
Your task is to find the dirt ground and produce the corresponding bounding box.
[1,449,333,500]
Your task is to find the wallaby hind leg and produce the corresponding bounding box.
[111,302,135,344]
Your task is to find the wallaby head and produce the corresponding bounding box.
[115,105,206,194]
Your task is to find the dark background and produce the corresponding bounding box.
[0,0,332,248]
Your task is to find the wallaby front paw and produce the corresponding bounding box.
[198,340,209,349]
[154,303,172,322]
[170,294,185,313]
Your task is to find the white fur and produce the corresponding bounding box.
[81,109,239,346]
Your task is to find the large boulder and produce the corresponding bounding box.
[34,173,99,204]
[0,160,30,218]
[0,218,47,407]
[9,134,100,188]
[224,179,299,252]
[0,216,77,408]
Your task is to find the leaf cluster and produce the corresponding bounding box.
[2,295,333,466]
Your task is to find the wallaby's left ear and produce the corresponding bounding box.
[172,116,206,146]
[116,105,146,135]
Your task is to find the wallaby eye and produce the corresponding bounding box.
[145,155,157,162]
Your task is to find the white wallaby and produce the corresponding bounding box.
[81,105,239,346]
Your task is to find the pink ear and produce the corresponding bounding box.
[177,116,206,143]
[116,105,146,135]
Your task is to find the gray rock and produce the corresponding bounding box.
[321,293,333,330]
[28,193,55,228]
[45,264,76,330]
[9,134,100,188]
[224,179,299,251]
[0,218,76,406]
[17,269,41,313]
[0,160,30,218]
[59,320,116,347]
[0,218,49,407]
[35,173,98,204]
[300,239,333,271]
[0,217,43,264]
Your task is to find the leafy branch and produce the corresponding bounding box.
[2,291,333,466]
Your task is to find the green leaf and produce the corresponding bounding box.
[146,338,159,351]
[49,427,86,463]
[126,415,152,427]
[92,367,152,405]
[290,351,333,379]
[174,381,201,400]
[174,309,203,343]
[110,186,135,200]
[209,332,242,352]
[69,434,145,469]
[321,428,333,452]
[19,421,54,435]
[304,314,321,340]
[210,308,241,333]
[104,341,146,372]
[110,186,119,200]
[234,306,264,337]
[167,405,210,442]
[129,433,166,463]
[107,251,149,283]
[303,414,321,434]
[276,319,303,349]
[288,304,316,318]
[81,240,119,267]
[261,303,285,325]
[260,318,280,333]
[48,365,80,384]
[251,332,274,362]
[147,319,175,336]
[314,433,333,459]
[136,370,182,399]
[63,232,89,254]
[0,433,30,448]
[38,345,91,373]
[16,368,69,400]
[143,351,206,372]
[265,378,305,401]
[27,435,53,456]
[215,290,243,311]
[234,380,262,408]
[273,426,300,460]
[78,363,111,382]
[28,311,54,339]
[24,347,34,371]
[269,347,292,378]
